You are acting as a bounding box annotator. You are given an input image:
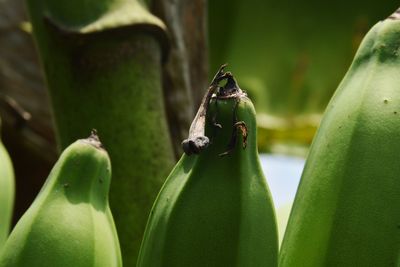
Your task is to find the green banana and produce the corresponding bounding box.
[137,66,278,267]
[0,118,15,251]
[0,132,122,267]
[280,8,400,266]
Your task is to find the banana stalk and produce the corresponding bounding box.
[137,67,278,267]
[0,132,121,267]
[280,8,400,266]
[24,0,175,264]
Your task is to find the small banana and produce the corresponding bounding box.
[280,8,400,267]
[137,66,278,267]
[0,118,15,251]
[0,131,122,267]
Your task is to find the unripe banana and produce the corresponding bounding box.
[0,118,15,251]
[137,67,278,267]
[280,8,400,267]
[0,132,122,267]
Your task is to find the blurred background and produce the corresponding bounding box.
[0,0,398,240]
[209,1,399,154]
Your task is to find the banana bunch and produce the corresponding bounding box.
[0,132,122,267]
[280,8,400,266]
[137,66,278,267]
[0,118,15,251]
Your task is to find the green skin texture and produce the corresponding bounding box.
[137,97,278,267]
[0,140,122,267]
[24,0,174,265]
[279,17,400,266]
[0,136,15,251]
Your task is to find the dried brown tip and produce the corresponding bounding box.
[388,8,400,20]
[182,136,209,156]
[82,129,105,150]
[182,64,230,156]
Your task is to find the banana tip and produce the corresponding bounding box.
[81,129,105,150]
[388,8,400,20]
[182,136,209,155]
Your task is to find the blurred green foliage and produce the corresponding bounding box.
[209,1,399,114]
[209,1,398,151]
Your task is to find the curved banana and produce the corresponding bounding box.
[0,118,15,251]
[280,8,400,267]
[137,68,278,267]
[0,132,122,267]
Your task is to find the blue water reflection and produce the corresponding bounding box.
[259,154,304,207]
[259,154,305,242]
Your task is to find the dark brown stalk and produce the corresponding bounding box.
[182,65,248,156]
